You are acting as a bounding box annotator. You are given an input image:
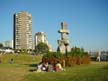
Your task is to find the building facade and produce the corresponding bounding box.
[34,32,48,47]
[13,12,32,50]
[34,32,53,51]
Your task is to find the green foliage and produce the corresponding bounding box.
[43,52,63,58]
[42,47,91,67]
[70,47,87,57]
[53,52,63,58]
[43,52,63,59]
[43,52,53,58]
[0,43,3,48]
[36,42,49,55]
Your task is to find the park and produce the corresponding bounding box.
[0,0,108,81]
[0,54,108,81]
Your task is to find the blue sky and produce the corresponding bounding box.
[0,0,108,51]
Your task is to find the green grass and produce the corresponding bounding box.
[0,54,42,64]
[0,54,108,81]
[0,64,27,81]
[25,62,108,81]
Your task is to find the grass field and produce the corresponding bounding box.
[0,54,108,81]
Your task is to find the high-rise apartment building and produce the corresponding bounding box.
[13,12,32,50]
[34,32,53,51]
[34,32,48,47]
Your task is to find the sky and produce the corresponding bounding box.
[0,0,108,51]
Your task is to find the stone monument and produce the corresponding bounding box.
[57,22,71,54]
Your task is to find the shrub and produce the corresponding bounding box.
[42,47,91,67]
[42,54,91,67]
[81,55,91,64]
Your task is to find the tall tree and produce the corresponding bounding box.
[36,42,49,55]
[0,43,3,48]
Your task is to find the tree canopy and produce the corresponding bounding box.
[36,42,49,55]
[0,43,3,48]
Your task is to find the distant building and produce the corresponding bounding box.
[34,32,53,51]
[13,12,33,50]
[34,32,48,46]
[89,51,108,61]
[4,40,13,48]
[57,22,71,53]
[101,51,108,61]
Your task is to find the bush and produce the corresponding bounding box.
[42,51,91,67]
[81,55,91,64]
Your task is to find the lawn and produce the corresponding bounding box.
[0,54,108,81]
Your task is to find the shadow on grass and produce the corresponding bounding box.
[24,64,38,72]
[29,69,36,72]
[24,63,38,67]
[102,65,108,69]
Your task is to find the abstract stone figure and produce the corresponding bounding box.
[57,22,71,53]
